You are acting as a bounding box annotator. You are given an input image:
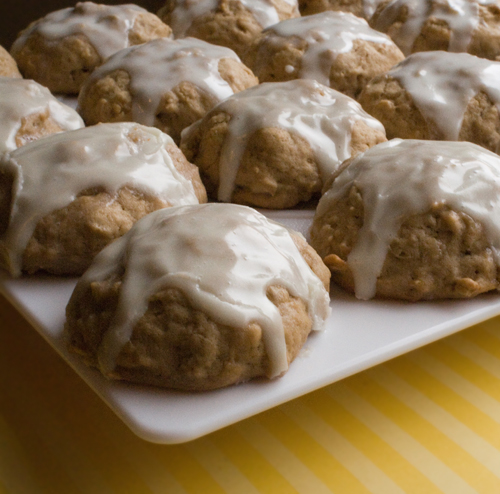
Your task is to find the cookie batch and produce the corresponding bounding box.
[3,0,500,390]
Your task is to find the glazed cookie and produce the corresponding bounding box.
[157,0,299,58]
[0,46,21,78]
[244,11,404,98]
[358,51,500,151]
[310,139,500,301]
[0,122,206,277]
[298,0,383,19]
[65,203,331,390]
[78,37,258,144]
[181,79,386,209]
[11,2,172,94]
[0,78,84,154]
[370,0,500,59]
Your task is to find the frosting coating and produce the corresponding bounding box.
[0,122,199,276]
[0,78,84,154]
[254,11,394,85]
[316,139,500,299]
[387,51,500,144]
[11,2,150,60]
[79,37,242,128]
[74,203,331,378]
[182,79,385,202]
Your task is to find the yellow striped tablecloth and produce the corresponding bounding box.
[2,292,500,494]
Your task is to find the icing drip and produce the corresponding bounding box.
[0,78,84,154]
[255,11,393,86]
[388,51,500,144]
[76,203,331,377]
[79,38,241,128]
[182,79,385,202]
[0,122,199,276]
[316,139,500,299]
[167,0,298,37]
[371,0,482,56]
[11,2,148,60]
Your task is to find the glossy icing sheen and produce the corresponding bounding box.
[80,38,241,127]
[0,122,199,276]
[0,78,84,154]
[316,139,500,300]
[388,51,500,144]
[11,2,148,60]
[167,0,298,37]
[182,79,385,202]
[75,203,331,378]
[256,11,393,85]
[372,0,491,55]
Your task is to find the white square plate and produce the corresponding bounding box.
[2,209,500,444]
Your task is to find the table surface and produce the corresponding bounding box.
[3,292,500,494]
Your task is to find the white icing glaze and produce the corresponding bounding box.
[167,0,298,37]
[75,203,330,378]
[182,79,385,202]
[255,11,394,86]
[363,0,386,18]
[387,51,500,144]
[11,2,150,60]
[79,38,241,128]
[0,78,84,154]
[371,0,483,56]
[316,139,500,299]
[0,122,199,276]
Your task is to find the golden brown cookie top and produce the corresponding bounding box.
[317,139,500,299]
[0,122,201,276]
[0,78,84,153]
[75,203,331,378]
[182,79,386,201]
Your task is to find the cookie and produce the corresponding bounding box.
[298,0,381,19]
[0,78,84,154]
[78,37,258,144]
[11,2,172,94]
[181,79,386,209]
[370,0,500,59]
[65,203,331,390]
[358,51,500,152]
[0,122,206,277]
[157,0,299,58]
[310,139,500,301]
[244,11,404,98]
[0,46,21,78]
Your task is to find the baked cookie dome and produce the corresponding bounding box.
[78,37,258,144]
[11,2,172,94]
[244,11,404,98]
[310,139,500,301]
[0,78,84,154]
[298,0,382,19]
[0,122,206,277]
[181,79,386,209]
[358,51,500,152]
[370,0,500,59]
[65,203,331,390]
[0,46,21,78]
[157,0,299,58]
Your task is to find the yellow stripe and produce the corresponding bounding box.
[0,413,42,494]
[185,437,260,494]
[305,387,437,493]
[236,416,333,494]
[148,445,226,494]
[281,400,406,494]
[368,363,500,491]
[256,406,370,494]
[329,382,474,494]
[211,426,299,494]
